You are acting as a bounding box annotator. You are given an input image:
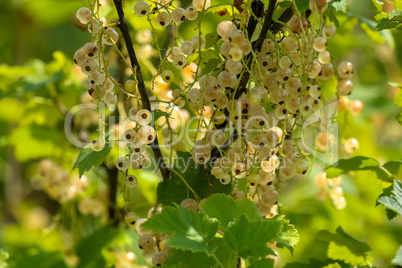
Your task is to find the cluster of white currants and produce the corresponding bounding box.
[74,7,119,108]
[37,159,88,203]
[134,0,203,27]
[315,172,346,210]
[125,206,169,266]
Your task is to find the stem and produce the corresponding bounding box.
[113,0,170,180]
[170,169,200,202]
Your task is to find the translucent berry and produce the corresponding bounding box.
[125,212,138,226]
[156,12,171,27]
[76,7,92,24]
[136,109,152,126]
[125,174,138,188]
[102,28,119,45]
[337,79,353,96]
[134,1,150,17]
[349,100,363,115]
[91,139,105,151]
[116,157,129,170]
[322,24,336,39]
[185,6,198,21]
[161,70,174,83]
[172,7,186,23]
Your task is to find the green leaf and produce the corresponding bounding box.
[12,251,67,268]
[383,161,402,179]
[295,0,309,12]
[153,109,170,122]
[248,258,275,268]
[376,9,402,30]
[73,130,114,177]
[323,262,342,268]
[394,90,402,107]
[377,180,402,217]
[327,242,368,265]
[156,151,231,206]
[316,226,370,264]
[223,215,281,259]
[370,0,383,12]
[325,156,393,182]
[235,198,262,221]
[210,237,238,267]
[142,205,219,254]
[75,226,124,268]
[275,218,300,254]
[392,246,402,265]
[278,1,292,9]
[205,32,220,49]
[163,249,217,268]
[331,0,348,13]
[396,112,402,125]
[200,193,238,228]
[0,249,9,268]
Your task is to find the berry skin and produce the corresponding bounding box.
[76,7,92,24]
[102,28,119,45]
[186,6,198,21]
[87,19,101,34]
[73,50,86,66]
[81,59,99,75]
[134,1,150,17]
[313,37,327,52]
[125,80,137,92]
[152,251,168,267]
[191,35,206,51]
[172,7,186,23]
[83,42,99,58]
[125,212,138,226]
[193,0,211,11]
[137,125,156,144]
[156,12,171,27]
[125,175,138,188]
[116,157,129,170]
[91,139,105,151]
[337,79,354,96]
[181,41,194,56]
[344,138,359,154]
[124,129,137,143]
[337,61,354,79]
[136,109,152,126]
[349,99,364,115]
[181,198,199,211]
[322,24,336,39]
[161,70,174,83]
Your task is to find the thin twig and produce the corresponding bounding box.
[113,0,170,180]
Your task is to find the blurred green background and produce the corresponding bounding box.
[0,0,401,267]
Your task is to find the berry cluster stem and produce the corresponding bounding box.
[113,0,170,180]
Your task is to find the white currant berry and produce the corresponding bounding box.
[81,59,99,75]
[220,174,231,185]
[322,24,336,39]
[344,138,359,154]
[318,50,331,64]
[337,61,354,79]
[295,159,309,175]
[125,212,138,226]
[166,46,181,62]
[152,251,168,267]
[161,70,174,83]
[87,19,101,34]
[73,50,86,66]
[131,140,146,154]
[229,46,243,61]
[156,12,171,27]
[173,54,186,69]
[124,129,137,143]
[102,28,119,45]
[281,36,298,53]
[91,139,105,151]
[337,79,353,96]
[172,7,186,23]
[125,175,138,188]
[181,41,194,55]
[186,6,198,21]
[103,91,117,107]
[76,7,92,24]
[309,85,321,98]
[116,157,129,170]
[88,85,106,99]
[313,37,327,52]
[136,109,152,126]
[181,198,199,211]
[191,35,206,51]
[137,125,156,144]
[134,1,150,16]
[88,72,105,85]
[349,100,363,115]
[193,0,211,10]
[217,20,236,41]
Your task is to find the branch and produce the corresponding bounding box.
[269,7,294,33]
[113,0,170,180]
[235,0,277,99]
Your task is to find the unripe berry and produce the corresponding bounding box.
[125,79,137,92]
[161,70,174,83]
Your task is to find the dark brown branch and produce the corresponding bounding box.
[113,0,170,180]
[269,7,294,33]
[235,0,277,99]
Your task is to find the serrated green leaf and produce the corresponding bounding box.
[370,0,383,12]
[205,32,220,49]
[327,242,368,266]
[210,237,238,267]
[376,9,402,30]
[223,215,281,258]
[248,258,275,268]
[325,156,393,182]
[316,227,371,260]
[275,219,300,254]
[331,0,347,13]
[200,194,263,229]
[73,130,114,177]
[142,205,219,254]
[156,151,231,206]
[394,90,402,107]
[392,246,402,265]
[377,180,402,217]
